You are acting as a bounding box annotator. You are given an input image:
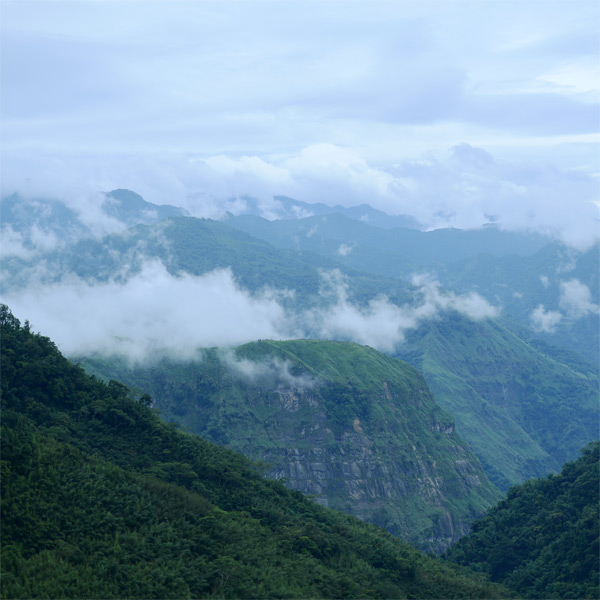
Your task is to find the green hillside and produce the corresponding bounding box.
[3,216,411,306]
[398,314,599,490]
[0,305,512,599]
[445,442,599,599]
[438,243,599,365]
[80,339,501,554]
[226,213,597,366]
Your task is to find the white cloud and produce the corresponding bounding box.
[2,264,500,361]
[536,58,600,100]
[337,243,353,256]
[301,270,499,353]
[559,278,600,318]
[529,278,598,333]
[220,349,317,391]
[540,275,549,287]
[0,225,34,259]
[2,261,288,363]
[530,304,563,333]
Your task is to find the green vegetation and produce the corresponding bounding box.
[398,313,599,490]
[227,212,597,366]
[445,442,599,599]
[81,339,501,553]
[226,213,548,281]
[0,305,511,599]
[4,216,411,307]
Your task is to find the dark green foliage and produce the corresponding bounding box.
[80,338,502,553]
[0,305,511,599]
[445,443,599,599]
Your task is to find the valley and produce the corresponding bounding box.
[1,189,598,598]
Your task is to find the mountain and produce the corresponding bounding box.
[0,192,90,251]
[225,212,598,366]
[397,313,599,490]
[0,189,187,262]
[4,212,596,493]
[445,442,599,599]
[223,194,421,229]
[224,212,551,280]
[2,215,410,306]
[79,339,502,553]
[102,188,189,225]
[438,243,600,365]
[0,305,511,599]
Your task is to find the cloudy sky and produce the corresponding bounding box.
[1,0,599,244]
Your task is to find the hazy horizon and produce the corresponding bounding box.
[1,0,599,247]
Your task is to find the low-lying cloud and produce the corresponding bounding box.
[220,349,317,391]
[303,270,499,352]
[559,278,600,318]
[2,263,500,362]
[529,277,598,332]
[2,261,288,363]
[530,305,563,333]
[3,142,598,251]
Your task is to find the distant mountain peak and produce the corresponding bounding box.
[102,189,188,225]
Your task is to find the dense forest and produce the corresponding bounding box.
[445,442,599,599]
[0,305,511,599]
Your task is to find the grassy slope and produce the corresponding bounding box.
[0,305,512,599]
[398,314,599,489]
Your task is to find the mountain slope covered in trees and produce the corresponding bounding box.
[0,305,511,599]
[80,339,501,553]
[445,442,599,599]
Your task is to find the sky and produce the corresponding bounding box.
[1,0,599,243]
[1,0,599,359]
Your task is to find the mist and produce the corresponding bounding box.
[3,143,598,251]
[2,263,499,362]
[220,348,318,391]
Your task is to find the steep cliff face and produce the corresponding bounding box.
[82,339,500,553]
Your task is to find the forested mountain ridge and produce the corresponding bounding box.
[397,313,599,490]
[80,338,502,553]
[224,212,550,278]
[224,209,597,366]
[5,206,597,492]
[444,442,599,599]
[0,305,512,599]
[2,215,411,306]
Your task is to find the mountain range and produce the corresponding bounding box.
[1,187,598,598]
[0,305,511,599]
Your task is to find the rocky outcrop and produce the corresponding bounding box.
[252,382,496,553]
[82,339,501,553]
